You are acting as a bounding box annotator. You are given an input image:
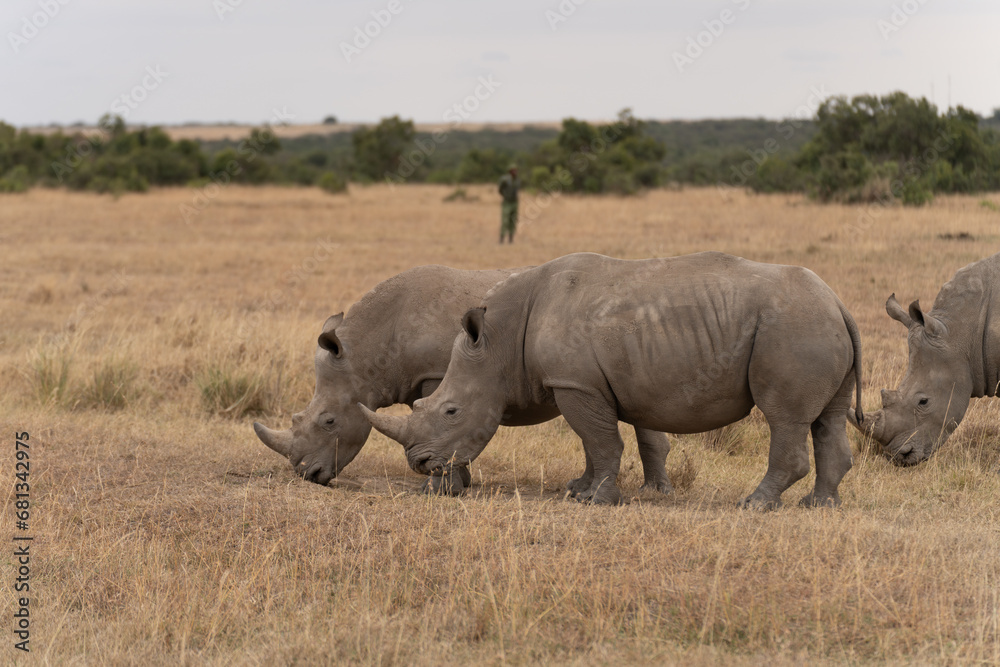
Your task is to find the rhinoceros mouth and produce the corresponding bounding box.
[408,450,468,476]
[408,452,442,475]
[887,451,925,467]
[882,433,929,467]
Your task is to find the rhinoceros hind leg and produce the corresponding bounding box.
[740,421,811,511]
[799,381,854,508]
[635,427,673,495]
[553,388,623,506]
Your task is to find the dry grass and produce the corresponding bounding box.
[2,184,1000,665]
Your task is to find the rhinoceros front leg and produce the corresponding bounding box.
[553,388,623,505]
[740,420,811,510]
[635,427,672,495]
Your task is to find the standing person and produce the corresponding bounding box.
[497,164,519,244]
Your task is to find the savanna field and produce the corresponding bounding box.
[3,183,1000,665]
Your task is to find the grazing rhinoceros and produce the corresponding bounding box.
[849,253,1000,465]
[362,252,864,508]
[253,264,673,492]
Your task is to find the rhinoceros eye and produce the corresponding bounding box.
[917,398,929,407]
[444,407,458,417]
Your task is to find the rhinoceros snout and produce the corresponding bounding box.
[298,460,332,485]
[410,453,434,475]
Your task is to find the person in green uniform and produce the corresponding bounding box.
[497,164,519,243]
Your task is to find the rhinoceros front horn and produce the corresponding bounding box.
[253,422,294,458]
[358,404,412,446]
[847,408,888,445]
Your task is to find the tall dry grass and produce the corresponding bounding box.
[2,184,1000,665]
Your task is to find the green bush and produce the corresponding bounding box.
[814,150,873,202]
[901,177,934,206]
[425,168,455,184]
[0,165,30,192]
[603,168,637,195]
[317,171,347,194]
[529,166,552,190]
[750,157,802,193]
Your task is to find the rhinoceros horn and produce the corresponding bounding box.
[847,408,887,444]
[253,422,294,458]
[358,404,411,446]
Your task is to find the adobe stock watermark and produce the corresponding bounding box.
[673,0,752,73]
[237,236,339,343]
[7,0,72,54]
[340,0,408,63]
[716,85,829,199]
[179,107,295,224]
[385,75,502,186]
[50,65,170,183]
[214,0,246,21]
[877,0,931,39]
[545,0,587,31]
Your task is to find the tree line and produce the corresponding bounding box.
[3,92,1000,205]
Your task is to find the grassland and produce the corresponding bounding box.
[2,184,1000,665]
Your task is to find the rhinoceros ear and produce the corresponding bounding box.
[318,312,345,357]
[462,307,487,345]
[885,294,913,328]
[908,300,947,338]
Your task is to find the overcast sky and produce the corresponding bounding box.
[2,0,999,127]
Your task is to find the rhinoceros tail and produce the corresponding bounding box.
[839,302,864,425]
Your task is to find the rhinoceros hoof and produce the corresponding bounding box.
[572,486,622,506]
[639,479,674,496]
[738,495,782,511]
[798,492,841,509]
[420,470,466,497]
[565,476,592,496]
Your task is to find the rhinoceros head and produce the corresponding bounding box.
[360,307,505,474]
[850,294,972,465]
[253,313,373,485]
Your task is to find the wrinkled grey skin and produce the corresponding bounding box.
[254,264,672,492]
[363,252,863,508]
[848,255,999,465]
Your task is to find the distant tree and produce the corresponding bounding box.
[529,109,666,194]
[794,92,1000,204]
[323,115,338,125]
[351,116,415,181]
[455,148,510,183]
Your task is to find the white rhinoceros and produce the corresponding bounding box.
[849,252,1000,465]
[363,252,863,508]
[254,264,673,492]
